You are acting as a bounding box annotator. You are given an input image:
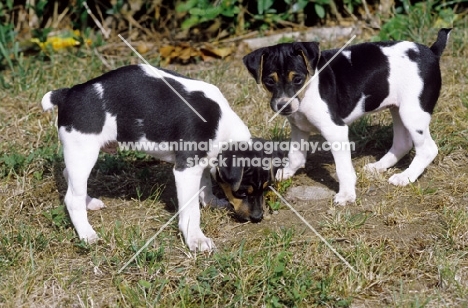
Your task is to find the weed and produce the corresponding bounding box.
[375,0,460,42]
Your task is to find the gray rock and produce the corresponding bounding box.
[285,185,335,201]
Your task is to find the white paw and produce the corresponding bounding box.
[186,234,216,252]
[276,168,295,181]
[79,229,99,243]
[86,197,105,211]
[388,173,411,186]
[333,191,356,206]
[364,162,387,174]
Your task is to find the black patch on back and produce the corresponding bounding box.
[55,65,222,170]
[317,42,393,124]
[56,84,106,134]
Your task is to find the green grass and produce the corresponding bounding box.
[1,29,468,307]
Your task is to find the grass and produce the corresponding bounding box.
[1,29,468,307]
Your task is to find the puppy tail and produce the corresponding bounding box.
[430,28,452,58]
[41,88,69,111]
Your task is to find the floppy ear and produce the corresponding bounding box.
[293,42,320,74]
[216,165,244,192]
[242,48,266,84]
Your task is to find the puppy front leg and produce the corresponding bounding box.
[321,125,357,205]
[174,165,215,252]
[276,124,309,181]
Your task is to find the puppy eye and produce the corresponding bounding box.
[292,76,303,85]
[233,190,247,198]
[264,77,276,86]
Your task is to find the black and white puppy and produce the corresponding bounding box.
[243,29,452,205]
[42,64,257,251]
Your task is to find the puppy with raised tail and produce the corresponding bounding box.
[42,64,269,251]
[243,29,451,205]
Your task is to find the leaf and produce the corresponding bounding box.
[315,4,326,19]
[181,15,200,29]
[176,0,198,13]
[159,45,174,58]
[257,0,274,15]
[200,46,232,58]
[274,262,285,274]
[138,280,152,289]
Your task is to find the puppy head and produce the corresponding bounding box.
[243,42,320,116]
[214,140,285,222]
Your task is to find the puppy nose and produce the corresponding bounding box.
[276,101,290,112]
[250,211,263,223]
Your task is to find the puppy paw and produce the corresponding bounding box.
[186,234,216,252]
[334,191,356,206]
[276,168,295,181]
[79,230,100,244]
[388,173,411,186]
[86,196,105,211]
[364,162,387,174]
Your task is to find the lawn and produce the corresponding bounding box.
[1,29,468,307]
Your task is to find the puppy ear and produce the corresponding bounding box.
[217,165,244,192]
[293,42,320,73]
[243,48,265,84]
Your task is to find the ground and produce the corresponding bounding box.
[0,29,467,307]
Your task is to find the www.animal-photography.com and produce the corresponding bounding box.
[1,1,467,307]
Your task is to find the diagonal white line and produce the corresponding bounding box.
[268,35,356,123]
[118,34,207,123]
[269,186,359,274]
[117,185,206,274]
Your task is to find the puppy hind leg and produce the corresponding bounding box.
[62,141,101,242]
[389,109,437,186]
[364,107,413,173]
[63,168,105,210]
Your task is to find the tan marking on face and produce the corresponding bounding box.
[269,72,279,83]
[258,53,264,83]
[262,72,279,93]
[298,50,312,75]
[288,71,297,83]
[262,83,272,93]
[297,74,311,101]
[247,186,254,194]
[219,183,250,218]
[262,182,269,189]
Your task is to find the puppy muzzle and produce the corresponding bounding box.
[271,98,299,116]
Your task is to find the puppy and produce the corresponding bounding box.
[243,29,452,205]
[42,64,256,251]
[213,138,287,222]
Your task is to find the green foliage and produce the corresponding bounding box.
[313,0,331,19]
[0,22,16,70]
[376,0,458,41]
[42,205,71,230]
[176,0,240,30]
[0,143,60,178]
